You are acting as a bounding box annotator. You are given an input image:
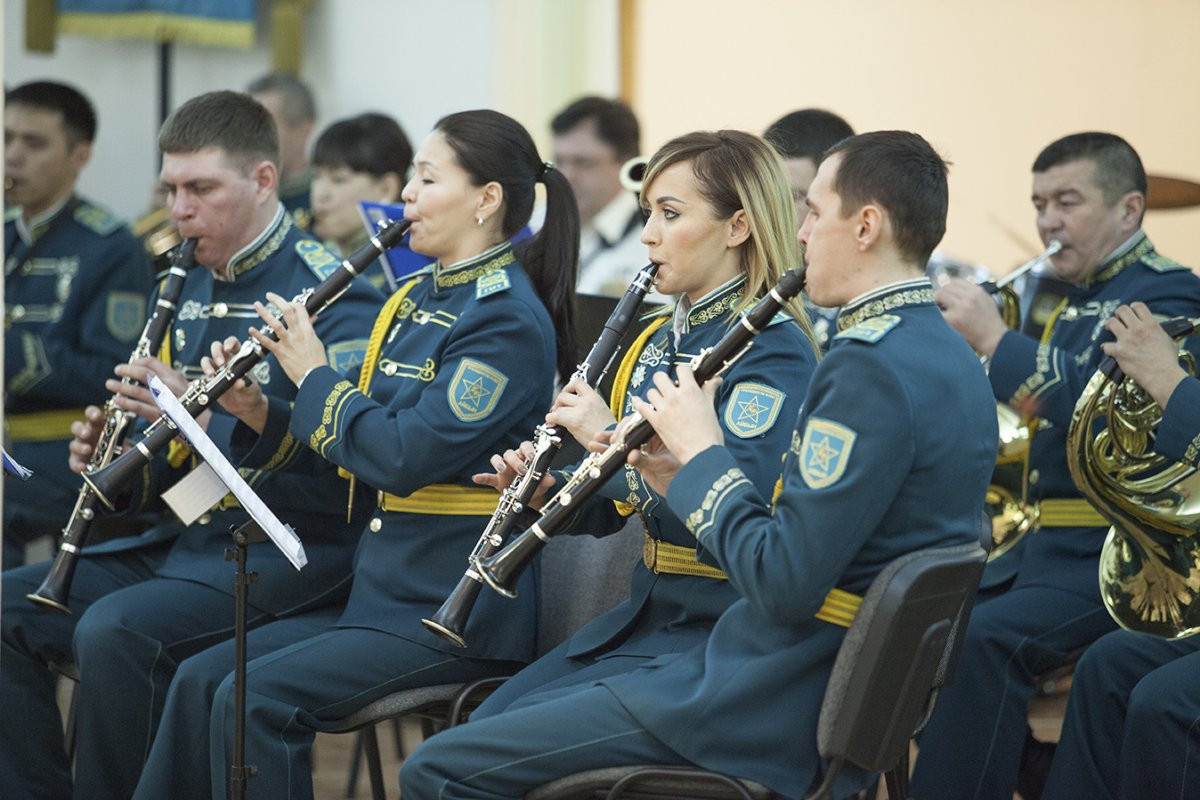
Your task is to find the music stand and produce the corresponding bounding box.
[148,377,308,799]
[225,520,266,799]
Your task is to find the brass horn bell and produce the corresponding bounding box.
[1067,317,1200,638]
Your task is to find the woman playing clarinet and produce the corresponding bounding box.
[134,109,577,800]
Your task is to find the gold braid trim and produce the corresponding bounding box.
[837,288,935,332]
[434,250,515,288]
[688,288,743,326]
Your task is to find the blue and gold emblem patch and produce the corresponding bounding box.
[447,358,508,422]
[798,416,857,489]
[327,338,369,375]
[475,270,511,299]
[835,314,900,344]
[106,292,145,342]
[295,239,340,280]
[722,382,785,438]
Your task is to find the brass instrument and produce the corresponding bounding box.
[28,239,199,612]
[1067,316,1200,638]
[620,156,648,194]
[980,240,1062,559]
[422,263,660,646]
[131,206,183,275]
[476,268,807,597]
[83,219,412,509]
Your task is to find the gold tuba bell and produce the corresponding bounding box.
[1066,316,1200,638]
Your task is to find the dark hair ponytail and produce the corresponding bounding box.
[435,110,578,382]
[524,164,578,381]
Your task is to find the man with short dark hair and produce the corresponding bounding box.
[3,80,152,569]
[763,108,855,348]
[0,89,382,799]
[764,107,854,212]
[247,72,317,229]
[910,132,1200,800]
[399,131,997,799]
[551,95,652,297]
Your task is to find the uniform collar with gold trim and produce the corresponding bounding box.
[1082,230,1151,288]
[225,204,291,282]
[433,241,515,290]
[672,275,747,342]
[837,276,934,332]
[12,193,74,246]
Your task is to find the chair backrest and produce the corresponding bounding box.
[535,514,644,655]
[816,541,987,773]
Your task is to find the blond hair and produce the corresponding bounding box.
[641,130,817,355]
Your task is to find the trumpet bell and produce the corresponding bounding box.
[132,206,182,273]
[620,156,648,195]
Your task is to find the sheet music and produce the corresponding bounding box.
[149,375,307,570]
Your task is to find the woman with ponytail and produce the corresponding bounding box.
[132,109,578,800]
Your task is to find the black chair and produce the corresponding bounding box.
[526,540,989,800]
[331,514,644,800]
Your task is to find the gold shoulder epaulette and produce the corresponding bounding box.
[1143,252,1190,273]
[294,239,341,281]
[74,203,122,236]
[834,314,901,344]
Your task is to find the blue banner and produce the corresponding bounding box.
[57,0,257,48]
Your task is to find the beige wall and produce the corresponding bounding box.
[630,0,1200,274]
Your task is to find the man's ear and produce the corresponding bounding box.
[67,140,93,174]
[1119,190,1145,229]
[252,160,278,201]
[378,172,402,203]
[855,203,885,251]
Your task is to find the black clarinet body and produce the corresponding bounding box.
[82,219,412,510]
[421,263,660,646]
[28,239,200,612]
[476,268,805,597]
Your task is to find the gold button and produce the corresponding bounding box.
[212,302,229,318]
[1028,469,1040,485]
[199,513,212,525]
[1061,307,1078,321]
[10,304,25,320]
[369,518,382,533]
[382,362,397,376]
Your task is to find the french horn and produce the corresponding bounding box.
[1067,316,1200,638]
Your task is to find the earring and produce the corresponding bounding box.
[476,216,484,227]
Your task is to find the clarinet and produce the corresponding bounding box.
[477,268,806,598]
[83,219,411,509]
[422,263,660,646]
[28,239,199,612]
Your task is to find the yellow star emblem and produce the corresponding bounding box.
[736,395,768,426]
[806,435,840,475]
[459,376,491,411]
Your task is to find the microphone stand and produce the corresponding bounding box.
[226,520,265,800]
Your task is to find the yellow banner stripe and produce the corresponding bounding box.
[57,12,254,48]
[378,484,499,516]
